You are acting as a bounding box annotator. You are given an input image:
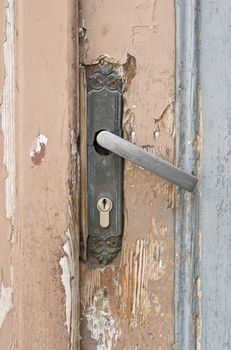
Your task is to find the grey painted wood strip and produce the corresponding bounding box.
[175,1,200,349]
[97,131,197,192]
[200,1,231,349]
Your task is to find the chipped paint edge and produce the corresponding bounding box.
[29,134,48,158]
[0,0,15,220]
[0,0,15,332]
[59,228,74,336]
[59,198,79,350]
[0,273,12,329]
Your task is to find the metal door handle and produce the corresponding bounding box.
[97,130,197,192]
[81,61,198,267]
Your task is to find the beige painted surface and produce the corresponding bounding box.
[1,1,79,349]
[1,0,175,349]
[80,0,175,349]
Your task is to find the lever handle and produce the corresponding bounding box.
[97,131,197,192]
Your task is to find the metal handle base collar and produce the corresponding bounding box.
[97,131,197,192]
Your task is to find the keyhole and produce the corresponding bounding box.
[97,197,113,228]
[102,198,107,209]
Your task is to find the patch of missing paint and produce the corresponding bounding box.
[84,289,119,350]
[0,272,12,329]
[59,231,73,335]
[123,108,136,143]
[0,0,15,219]
[30,134,48,166]
[153,100,175,139]
[123,54,136,92]
[83,53,121,69]
[83,53,136,88]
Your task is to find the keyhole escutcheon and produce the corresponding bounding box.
[97,197,113,228]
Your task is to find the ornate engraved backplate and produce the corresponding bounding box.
[86,60,123,267]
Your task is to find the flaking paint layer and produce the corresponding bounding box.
[1,0,15,219]
[0,1,14,349]
[80,0,175,348]
[84,289,119,350]
[14,0,78,348]
[0,274,12,329]
[59,230,73,336]
[30,133,48,166]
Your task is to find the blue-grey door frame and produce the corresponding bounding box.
[175,1,231,349]
[175,1,199,349]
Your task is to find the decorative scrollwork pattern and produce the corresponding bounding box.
[89,64,122,92]
[88,235,122,266]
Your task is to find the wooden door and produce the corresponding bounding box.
[79,1,175,349]
[0,1,79,349]
[2,1,231,350]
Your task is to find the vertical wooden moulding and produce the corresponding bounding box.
[175,1,200,349]
[14,0,81,349]
[79,66,88,262]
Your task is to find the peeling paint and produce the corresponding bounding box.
[0,0,15,219]
[153,100,175,139]
[0,2,15,348]
[123,108,136,143]
[0,273,12,329]
[29,134,48,166]
[59,231,73,335]
[7,0,79,346]
[80,0,175,348]
[84,289,119,350]
[122,54,136,93]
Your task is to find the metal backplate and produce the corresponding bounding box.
[84,60,123,267]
